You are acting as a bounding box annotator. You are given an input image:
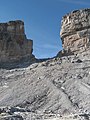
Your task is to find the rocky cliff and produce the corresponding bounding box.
[60,9,90,54]
[0,9,90,120]
[0,20,34,62]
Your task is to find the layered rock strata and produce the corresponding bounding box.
[60,9,90,54]
[0,20,33,62]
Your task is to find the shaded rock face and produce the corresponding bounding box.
[0,20,33,62]
[60,9,90,54]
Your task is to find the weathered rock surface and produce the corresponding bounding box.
[0,106,90,120]
[0,20,34,62]
[60,9,90,54]
[0,49,90,119]
[1,9,90,120]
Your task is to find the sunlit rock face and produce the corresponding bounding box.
[60,9,90,54]
[0,20,33,62]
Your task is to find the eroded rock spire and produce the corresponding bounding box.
[0,20,34,62]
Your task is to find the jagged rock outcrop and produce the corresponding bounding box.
[0,20,34,62]
[1,9,90,120]
[60,9,90,54]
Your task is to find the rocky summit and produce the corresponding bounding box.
[60,9,90,55]
[0,20,34,63]
[0,9,90,120]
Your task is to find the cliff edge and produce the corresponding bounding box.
[58,9,90,56]
[0,20,34,63]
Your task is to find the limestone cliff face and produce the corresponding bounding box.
[0,20,33,62]
[60,9,90,54]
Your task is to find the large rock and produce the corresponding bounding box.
[60,9,90,54]
[0,20,33,62]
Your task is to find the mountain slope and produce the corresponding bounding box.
[0,49,90,119]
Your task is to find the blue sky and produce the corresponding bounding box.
[0,0,90,58]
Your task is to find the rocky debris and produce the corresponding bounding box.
[0,20,34,63]
[0,106,90,120]
[0,50,90,119]
[60,9,90,55]
[0,115,23,120]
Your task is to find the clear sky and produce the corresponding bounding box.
[0,0,90,58]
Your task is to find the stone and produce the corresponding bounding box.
[0,20,34,62]
[0,115,23,120]
[60,9,90,54]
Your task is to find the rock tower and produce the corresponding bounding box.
[60,9,90,54]
[0,20,33,62]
